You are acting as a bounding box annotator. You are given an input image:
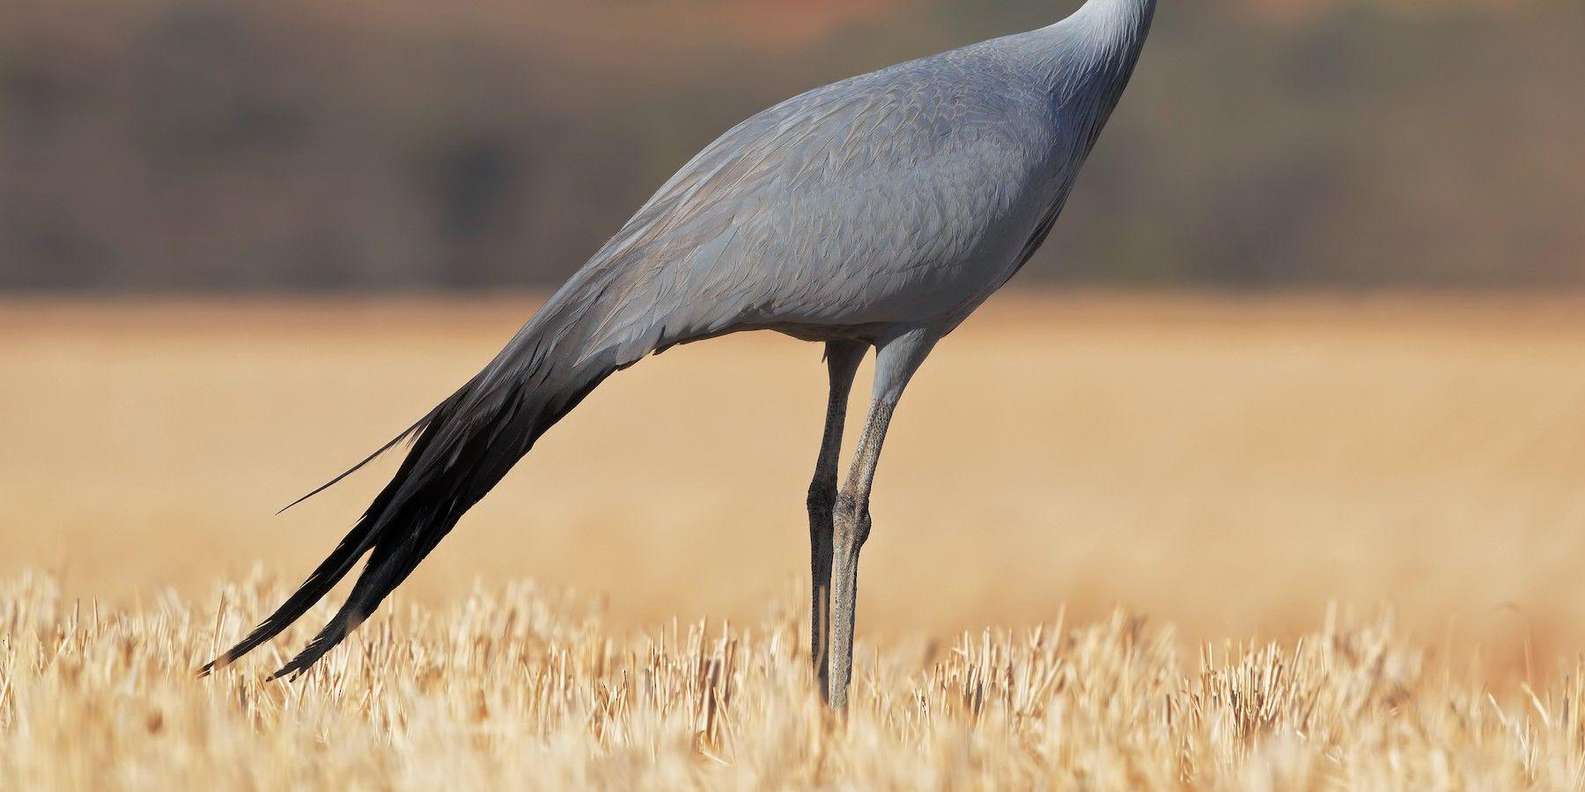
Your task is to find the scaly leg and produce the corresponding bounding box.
[827,328,936,711]
[807,340,866,701]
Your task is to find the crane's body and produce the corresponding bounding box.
[204,0,1158,710]
[551,1,1152,355]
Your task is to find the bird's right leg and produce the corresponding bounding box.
[807,340,866,701]
[828,328,936,711]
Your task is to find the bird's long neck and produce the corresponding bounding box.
[1019,0,1156,168]
[1025,0,1156,109]
[1059,0,1156,68]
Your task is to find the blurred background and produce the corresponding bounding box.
[5,0,1583,291]
[4,0,1585,677]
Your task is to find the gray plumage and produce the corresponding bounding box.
[202,0,1156,709]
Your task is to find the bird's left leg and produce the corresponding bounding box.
[827,328,937,711]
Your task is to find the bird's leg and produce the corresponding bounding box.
[807,340,866,701]
[827,329,936,711]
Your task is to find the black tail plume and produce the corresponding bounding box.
[200,304,625,679]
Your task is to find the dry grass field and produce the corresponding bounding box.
[4,292,1585,788]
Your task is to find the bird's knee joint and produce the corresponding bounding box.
[832,492,871,549]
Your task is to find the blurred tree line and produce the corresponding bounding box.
[2,0,1581,291]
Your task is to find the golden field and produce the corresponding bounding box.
[4,292,1585,788]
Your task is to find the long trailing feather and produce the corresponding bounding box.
[200,280,628,678]
[275,407,443,516]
